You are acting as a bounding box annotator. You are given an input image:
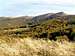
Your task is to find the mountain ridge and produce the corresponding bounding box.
[0,12,75,29]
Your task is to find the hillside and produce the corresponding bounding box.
[0,16,32,29]
[0,12,75,56]
[31,12,75,25]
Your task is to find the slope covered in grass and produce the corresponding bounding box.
[0,12,75,56]
[0,36,75,56]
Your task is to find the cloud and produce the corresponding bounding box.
[16,0,74,5]
[38,0,75,5]
[0,0,75,16]
[1,0,75,6]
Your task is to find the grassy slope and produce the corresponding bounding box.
[0,37,75,56]
[0,17,75,56]
[0,16,32,29]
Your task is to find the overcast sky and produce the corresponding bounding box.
[0,0,75,16]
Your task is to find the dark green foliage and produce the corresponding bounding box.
[49,32,61,41]
[19,25,26,28]
[71,32,75,41]
[69,21,75,24]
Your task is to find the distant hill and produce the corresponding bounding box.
[32,13,54,23]
[31,12,75,25]
[31,12,66,24]
[0,12,75,29]
[0,16,32,29]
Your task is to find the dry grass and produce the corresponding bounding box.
[0,36,75,56]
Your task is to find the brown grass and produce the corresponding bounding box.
[0,36,75,56]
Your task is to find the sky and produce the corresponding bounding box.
[0,0,75,16]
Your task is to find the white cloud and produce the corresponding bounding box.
[2,0,75,4]
[0,0,75,16]
[1,0,75,6]
[42,0,73,4]
[14,0,74,5]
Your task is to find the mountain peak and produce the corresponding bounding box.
[55,12,66,16]
[57,12,64,14]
